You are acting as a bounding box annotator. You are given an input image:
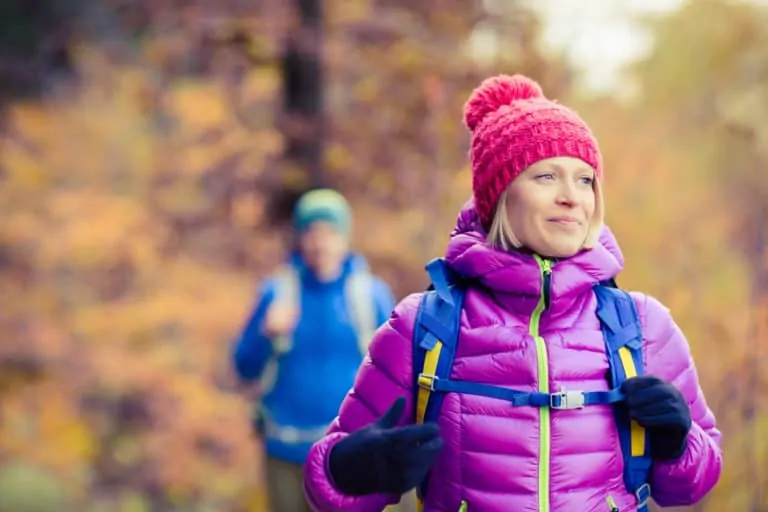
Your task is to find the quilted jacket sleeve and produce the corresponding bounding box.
[634,292,723,506]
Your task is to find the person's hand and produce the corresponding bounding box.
[262,302,298,339]
[622,375,692,460]
[328,397,444,496]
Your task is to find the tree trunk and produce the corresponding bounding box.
[281,0,325,189]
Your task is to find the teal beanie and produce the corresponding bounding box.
[293,188,351,235]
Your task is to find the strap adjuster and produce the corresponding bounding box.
[550,389,585,410]
[635,483,651,509]
[417,373,437,391]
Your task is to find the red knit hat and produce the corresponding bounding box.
[463,74,603,229]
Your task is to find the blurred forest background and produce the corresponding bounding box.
[1,0,767,510]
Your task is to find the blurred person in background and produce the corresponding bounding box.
[301,76,722,512]
[231,188,404,512]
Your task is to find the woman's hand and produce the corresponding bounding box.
[328,397,444,496]
[622,375,692,461]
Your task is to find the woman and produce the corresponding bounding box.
[302,75,722,511]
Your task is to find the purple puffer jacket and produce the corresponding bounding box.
[303,202,722,512]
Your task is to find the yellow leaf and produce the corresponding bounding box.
[1,140,47,190]
[167,81,230,132]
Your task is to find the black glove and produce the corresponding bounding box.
[328,397,444,496]
[621,375,692,461]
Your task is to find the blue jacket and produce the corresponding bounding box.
[232,252,396,464]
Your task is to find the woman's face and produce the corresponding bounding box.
[505,156,596,259]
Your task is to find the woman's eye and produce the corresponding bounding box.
[535,173,555,181]
[580,177,594,185]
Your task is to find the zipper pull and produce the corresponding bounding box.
[542,258,553,274]
[458,500,468,512]
[606,496,619,512]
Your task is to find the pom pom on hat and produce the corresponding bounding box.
[463,74,544,132]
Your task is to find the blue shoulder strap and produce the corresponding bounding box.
[413,258,466,507]
[594,284,653,512]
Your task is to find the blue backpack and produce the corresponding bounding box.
[412,258,652,512]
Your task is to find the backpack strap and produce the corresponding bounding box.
[255,265,299,399]
[413,258,466,510]
[270,265,300,354]
[414,259,466,421]
[251,266,299,426]
[594,285,653,512]
[345,268,377,354]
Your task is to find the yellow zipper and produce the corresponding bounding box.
[531,255,553,512]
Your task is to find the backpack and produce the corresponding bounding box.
[412,258,652,512]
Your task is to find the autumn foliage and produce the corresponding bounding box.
[1,0,767,511]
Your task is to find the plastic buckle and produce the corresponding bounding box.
[417,373,437,391]
[550,389,585,410]
[635,483,651,510]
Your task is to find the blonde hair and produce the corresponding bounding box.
[486,179,605,253]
